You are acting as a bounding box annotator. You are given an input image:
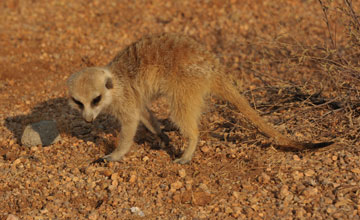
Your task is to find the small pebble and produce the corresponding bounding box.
[129,175,137,183]
[200,146,210,153]
[178,168,186,178]
[142,156,149,162]
[130,207,145,217]
[170,181,183,192]
[304,169,315,177]
[279,185,289,199]
[293,155,301,161]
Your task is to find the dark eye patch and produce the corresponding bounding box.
[72,97,84,109]
[91,95,102,106]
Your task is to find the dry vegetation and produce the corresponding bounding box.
[0,0,360,219]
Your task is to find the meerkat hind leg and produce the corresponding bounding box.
[171,96,203,164]
[140,108,161,134]
[140,107,170,148]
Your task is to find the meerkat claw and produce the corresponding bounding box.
[174,157,191,164]
[91,157,107,164]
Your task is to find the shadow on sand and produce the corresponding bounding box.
[4,97,176,159]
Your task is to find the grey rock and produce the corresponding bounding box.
[6,214,20,220]
[21,120,62,147]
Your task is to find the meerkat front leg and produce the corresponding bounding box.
[102,111,140,162]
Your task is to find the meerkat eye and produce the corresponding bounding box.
[92,95,102,106]
[72,97,84,110]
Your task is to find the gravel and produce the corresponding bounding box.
[1,0,360,219]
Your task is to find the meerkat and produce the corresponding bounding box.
[67,33,332,164]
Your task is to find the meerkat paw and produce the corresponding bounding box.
[173,156,191,164]
[91,154,122,164]
[152,136,166,149]
[159,132,170,147]
[91,153,123,164]
[152,132,170,149]
[91,157,106,164]
[102,153,124,161]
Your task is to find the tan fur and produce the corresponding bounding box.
[67,33,330,164]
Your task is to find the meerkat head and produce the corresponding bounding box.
[67,67,114,123]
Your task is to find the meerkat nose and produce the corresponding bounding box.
[83,113,94,123]
[84,118,93,123]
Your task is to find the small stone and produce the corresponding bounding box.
[198,213,207,219]
[12,158,22,166]
[185,180,192,190]
[232,191,240,199]
[295,207,306,218]
[107,161,115,169]
[129,175,136,183]
[181,191,192,204]
[170,181,183,192]
[85,167,95,175]
[21,120,62,147]
[332,155,338,161]
[292,171,304,180]
[199,183,209,191]
[213,207,220,212]
[293,155,301,161]
[6,214,19,220]
[304,169,315,177]
[333,212,344,218]
[30,146,39,151]
[198,140,206,146]
[111,179,118,187]
[5,152,16,161]
[248,196,259,204]
[326,205,336,214]
[102,169,112,177]
[130,207,145,217]
[178,168,186,178]
[258,172,271,184]
[279,185,289,199]
[200,146,210,153]
[303,187,318,197]
[225,206,233,214]
[142,156,149,162]
[9,139,15,145]
[111,173,119,181]
[335,198,349,208]
[173,193,181,202]
[192,191,212,206]
[351,168,360,174]
[232,207,242,218]
[324,197,333,204]
[88,211,99,220]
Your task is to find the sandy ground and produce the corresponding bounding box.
[1,0,360,219]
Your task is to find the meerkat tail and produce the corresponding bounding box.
[211,75,307,150]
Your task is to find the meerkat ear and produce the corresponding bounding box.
[105,77,113,89]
